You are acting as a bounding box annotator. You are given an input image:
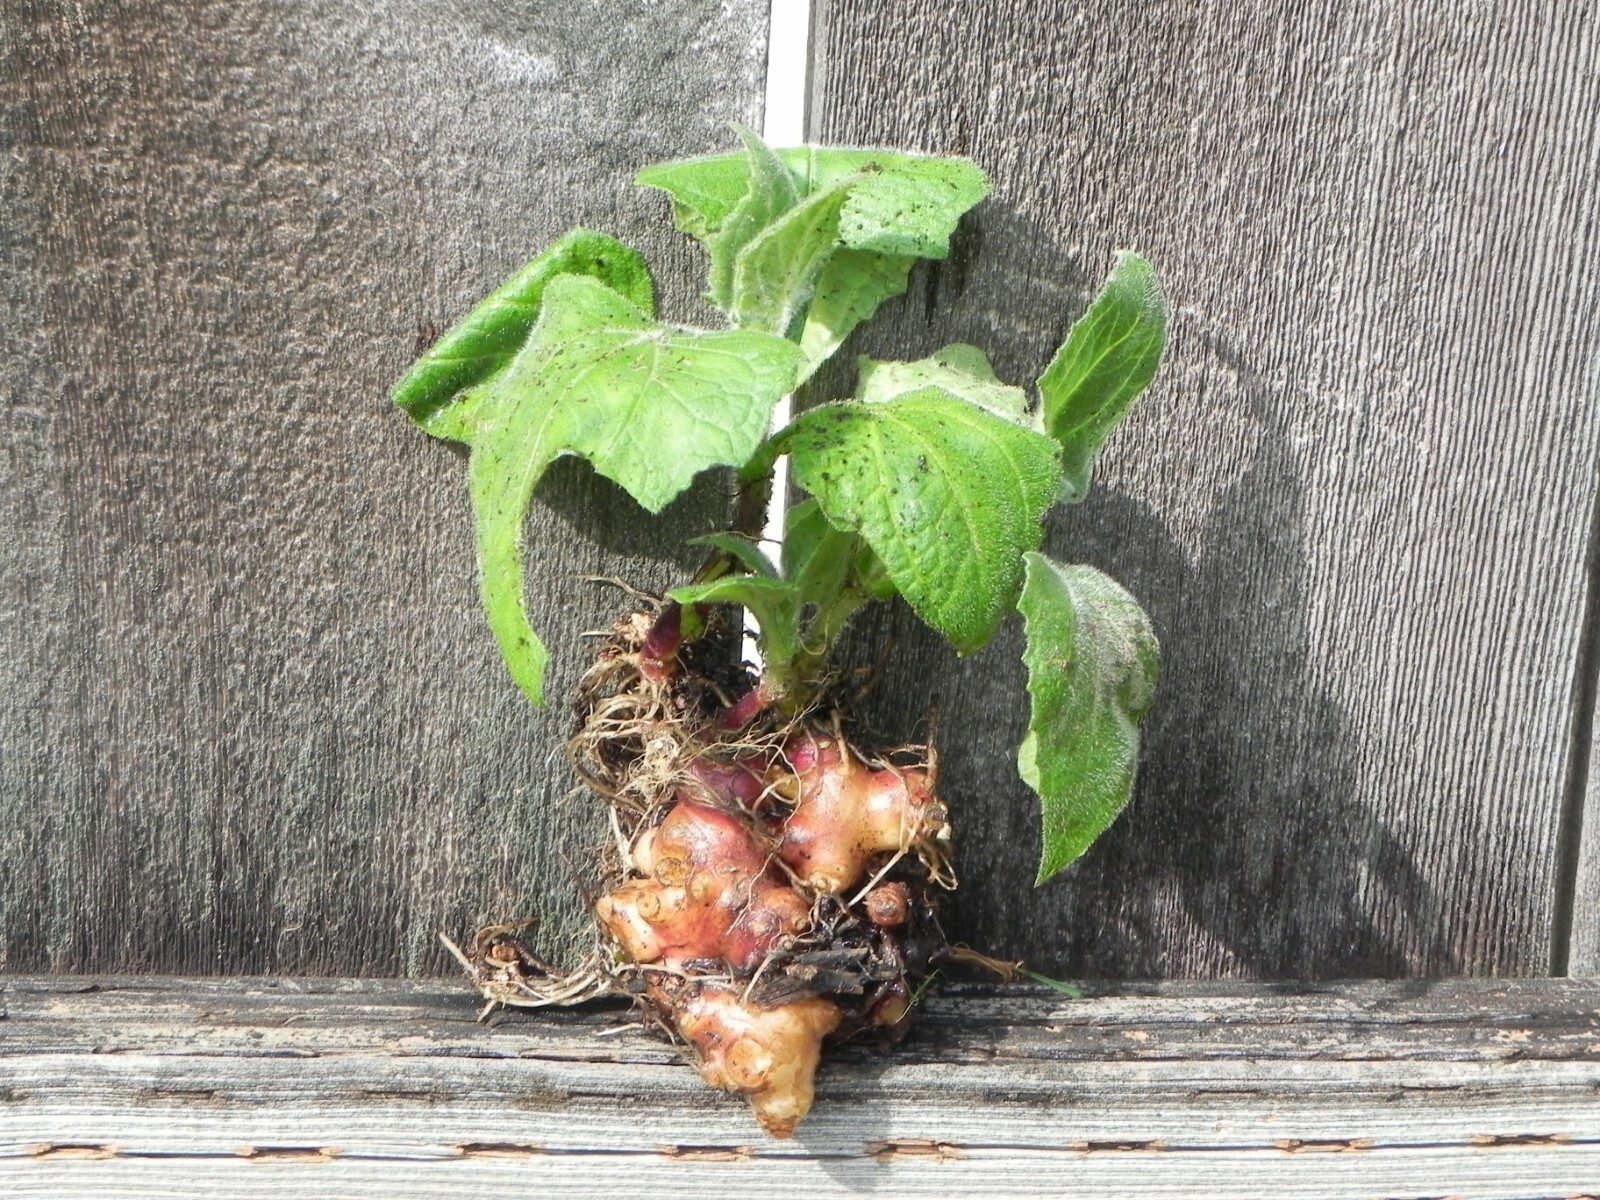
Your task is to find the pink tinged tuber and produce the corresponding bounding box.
[773,732,948,895]
[595,799,810,974]
[589,721,955,1135]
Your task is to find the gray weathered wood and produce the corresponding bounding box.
[811,0,1600,977]
[0,1,768,973]
[1573,721,1600,974]
[2,975,1598,1197]
[1573,611,1600,975]
[8,0,1600,985]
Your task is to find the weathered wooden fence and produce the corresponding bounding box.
[3,0,1600,1193]
[0,0,767,977]
[5,0,1597,981]
[810,0,1600,981]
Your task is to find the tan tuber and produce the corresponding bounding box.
[673,987,842,1138]
[596,798,811,973]
[592,725,946,1136]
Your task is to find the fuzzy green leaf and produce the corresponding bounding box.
[690,532,780,579]
[858,343,1031,424]
[705,126,798,310]
[1038,253,1166,503]
[782,499,862,616]
[781,499,896,672]
[669,575,801,674]
[468,274,800,704]
[731,181,853,335]
[1017,553,1159,884]
[638,145,987,260]
[789,148,989,258]
[797,250,915,382]
[784,390,1061,653]
[638,141,985,346]
[634,155,751,239]
[391,230,652,440]
[853,542,897,601]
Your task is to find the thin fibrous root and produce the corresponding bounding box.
[439,930,620,1013]
[580,575,664,606]
[945,944,1024,982]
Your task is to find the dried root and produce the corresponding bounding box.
[440,921,613,1014]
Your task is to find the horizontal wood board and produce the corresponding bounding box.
[810,0,1600,977]
[2,975,1598,1198]
[0,0,768,974]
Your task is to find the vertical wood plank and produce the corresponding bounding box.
[811,0,1600,976]
[0,0,769,973]
[1570,636,1600,975]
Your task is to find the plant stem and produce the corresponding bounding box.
[692,471,773,585]
[794,577,872,687]
[719,680,773,730]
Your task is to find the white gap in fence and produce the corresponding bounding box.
[747,0,812,668]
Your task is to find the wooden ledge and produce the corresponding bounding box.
[2,976,1598,1197]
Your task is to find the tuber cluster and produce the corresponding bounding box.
[594,607,959,1135]
[464,603,956,1137]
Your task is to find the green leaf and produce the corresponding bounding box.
[779,499,894,672]
[669,575,801,677]
[782,498,861,616]
[1017,553,1159,884]
[635,155,751,239]
[467,274,800,704]
[637,140,986,345]
[636,146,987,259]
[858,343,1031,424]
[706,126,798,310]
[1037,252,1166,503]
[391,230,652,439]
[690,532,779,579]
[853,542,897,601]
[731,181,854,335]
[797,250,914,383]
[789,148,989,258]
[488,273,801,510]
[784,390,1061,653]
[1014,967,1085,999]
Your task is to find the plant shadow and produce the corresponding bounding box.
[536,455,732,565]
[831,199,1458,979]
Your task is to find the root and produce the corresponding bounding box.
[946,944,1025,982]
[453,600,973,1138]
[440,926,617,1014]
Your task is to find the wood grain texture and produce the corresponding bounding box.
[2,975,1598,1198]
[0,0,768,974]
[810,0,1600,977]
[1572,567,1600,976]
[1572,714,1600,974]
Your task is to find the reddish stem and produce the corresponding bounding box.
[718,681,772,731]
[639,602,683,682]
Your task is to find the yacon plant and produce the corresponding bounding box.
[394,128,1165,1136]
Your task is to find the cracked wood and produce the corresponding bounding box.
[1,976,1598,1197]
